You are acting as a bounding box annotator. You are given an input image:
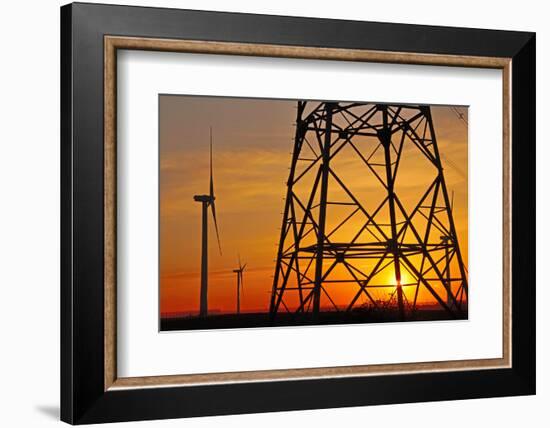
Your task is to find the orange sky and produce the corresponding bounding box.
[159,96,468,316]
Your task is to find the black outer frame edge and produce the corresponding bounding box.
[60,4,74,425]
[510,34,536,392]
[69,1,533,56]
[60,2,536,424]
[80,371,533,425]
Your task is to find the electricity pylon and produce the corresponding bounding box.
[269,102,468,321]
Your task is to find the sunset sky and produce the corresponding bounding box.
[159,95,468,316]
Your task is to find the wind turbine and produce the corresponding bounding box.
[193,127,222,317]
[233,256,246,314]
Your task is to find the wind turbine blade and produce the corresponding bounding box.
[209,127,214,199]
[208,126,222,255]
[240,272,244,296]
[242,263,247,271]
[210,201,222,255]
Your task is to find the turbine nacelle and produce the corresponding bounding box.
[193,194,215,204]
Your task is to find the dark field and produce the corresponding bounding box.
[160,307,468,331]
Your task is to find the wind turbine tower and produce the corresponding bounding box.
[193,127,222,317]
[233,257,247,314]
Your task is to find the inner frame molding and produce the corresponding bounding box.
[104,35,512,391]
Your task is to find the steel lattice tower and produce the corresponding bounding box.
[269,102,468,321]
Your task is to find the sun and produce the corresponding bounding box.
[383,266,416,288]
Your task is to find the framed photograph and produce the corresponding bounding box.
[158,96,470,332]
[61,2,535,424]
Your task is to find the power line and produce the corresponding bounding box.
[450,106,468,127]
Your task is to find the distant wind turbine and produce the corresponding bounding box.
[193,127,222,317]
[233,256,247,314]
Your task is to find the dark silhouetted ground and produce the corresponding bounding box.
[160,307,467,331]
